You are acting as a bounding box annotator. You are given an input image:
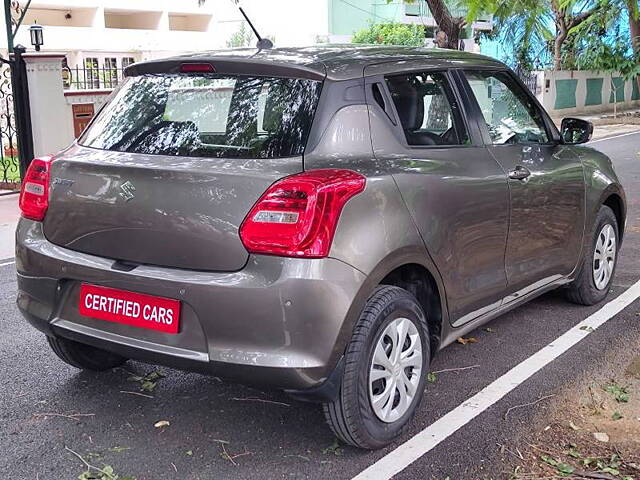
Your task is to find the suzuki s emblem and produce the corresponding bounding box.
[119,181,136,201]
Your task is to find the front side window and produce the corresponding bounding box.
[385,72,468,146]
[464,71,550,145]
[80,74,322,159]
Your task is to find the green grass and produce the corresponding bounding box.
[0,155,20,183]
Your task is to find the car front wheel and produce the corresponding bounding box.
[566,205,619,305]
[323,285,430,449]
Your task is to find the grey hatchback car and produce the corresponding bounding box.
[16,46,625,449]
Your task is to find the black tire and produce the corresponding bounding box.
[566,205,619,306]
[322,285,430,449]
[46,336,127,371]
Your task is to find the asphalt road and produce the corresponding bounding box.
[1,131,639,480]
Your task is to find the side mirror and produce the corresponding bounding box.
[560,117,593,145]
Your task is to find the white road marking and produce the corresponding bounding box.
[0,260,15,267]
[352,279,640,480]
[589,130,640,144]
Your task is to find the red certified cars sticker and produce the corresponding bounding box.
[79,284,181,334]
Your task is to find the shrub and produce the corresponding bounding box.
[352,22,426,46]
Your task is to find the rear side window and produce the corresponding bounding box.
[384,72,468,146]
[80,74,322,158]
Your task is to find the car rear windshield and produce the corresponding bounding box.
[79,74,322,158]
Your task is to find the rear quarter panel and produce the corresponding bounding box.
[304,96,450,356]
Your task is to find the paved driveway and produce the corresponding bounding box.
[1,131,639,480]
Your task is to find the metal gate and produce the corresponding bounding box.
[514,64,540,95]
[0,60,18,190]
[0,0,34,193]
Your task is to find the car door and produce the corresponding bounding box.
[459,69,585,299]
[364,62,510,326]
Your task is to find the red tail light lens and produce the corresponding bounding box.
[180,63,215,73]
[239,169,366,258]
[19,155,54,221]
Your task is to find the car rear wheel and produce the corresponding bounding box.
[566,205,619,306]
[46,336,127,371]
[322,285,430,449]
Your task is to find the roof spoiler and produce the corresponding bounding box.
[124,58,326,81]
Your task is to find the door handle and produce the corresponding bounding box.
[508,166,531,180]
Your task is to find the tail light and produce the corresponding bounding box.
[19,155,54,221]
[239,169,366,258]
[180,63,215,73]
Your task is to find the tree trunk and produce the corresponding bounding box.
[550,0,598,70]
[628,0,640,55]
[623,0,640,96]
[553,29,567,70]
[551,0,567,70]
[424,0,466,49]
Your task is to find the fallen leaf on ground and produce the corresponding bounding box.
[154,420,170,428]
[569,421,580,430]
[456,337,478,345]
[128,370,166,393]
[593,432,610,442]
[322,439,343,456]
[108,446,130,453]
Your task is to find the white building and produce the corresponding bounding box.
[0,0,491,91]
[0,0,330,74]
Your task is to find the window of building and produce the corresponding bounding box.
[84,57,100,89]
[104,57,118,88]
[122,57,135,69]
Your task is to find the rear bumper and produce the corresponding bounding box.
[16,218,366,395]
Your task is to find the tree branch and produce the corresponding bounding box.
[424,0,466,48]
[569,7,599,29]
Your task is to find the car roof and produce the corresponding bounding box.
[127,45,506,81]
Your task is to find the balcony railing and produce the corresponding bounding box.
[63,65,126,91]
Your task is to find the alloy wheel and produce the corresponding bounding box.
[368,317,423,423]
[593,223,616,290]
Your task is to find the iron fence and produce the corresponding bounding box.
[63,65,126,91]
[0,62,19,190]
[519,73,539,94]
[514,66,540,95]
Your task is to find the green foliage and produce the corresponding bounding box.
[226,22,253,48]
[575,35,640,80]
[0,156,20,183]
[77,464,135,480]
[127,370,166,393]
[321,438,343,456]
[352,22,426,46]
[541,455,576,476]
[604,383,630,403]
[464,0,554,69]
